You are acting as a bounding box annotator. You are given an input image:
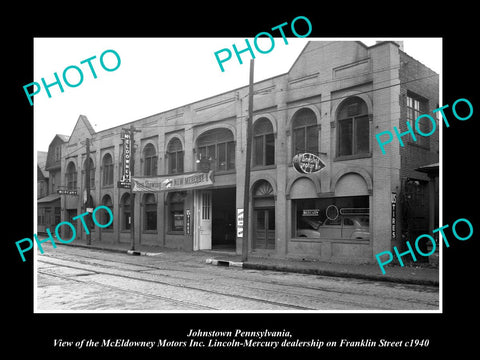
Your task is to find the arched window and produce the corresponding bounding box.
[101,194,113,230]
[167,138,184,174]
[196,128,235,172]
[143,193,157,231]
[143,143,157,176]
[337,96,369,156]
[121,193,131,231]
[253,118,275,167]
[83,157,95,188]
[102,153,114,186]
[66,162,77,190]
[292,108,318,155]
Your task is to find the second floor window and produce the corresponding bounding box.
[197,128,235,172]
[143,144,158,176]
[167,138,184,174]
[292,108,318,156]
[253,118,275,167]
[337,96,370,157]
[102,153,114,186]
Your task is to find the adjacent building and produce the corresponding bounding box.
[52,41,439,263]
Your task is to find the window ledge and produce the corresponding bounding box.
[334,153,371,162]
[167,231,185,235]
[252,164,277,171]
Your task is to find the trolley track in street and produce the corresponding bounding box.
[44,250,438,309]
[37,248,439,310]
[38,257,314,310]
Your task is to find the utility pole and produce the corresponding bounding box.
[85,138,92,245]
[242,59,254,262]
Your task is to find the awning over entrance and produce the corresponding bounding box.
[415,162,439,177]
[132,171,214,192]
[37,194,61,204]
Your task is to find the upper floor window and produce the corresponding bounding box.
[253,118,275,167]
[143,143,158,176]
[197,128,235,172]
[292,108,318,156]
[167,138,184,174]
[66,162,77,190]
[337,96,369,157]
[102,153,114,186]
[55,146,61,161]
[407,94,429,148]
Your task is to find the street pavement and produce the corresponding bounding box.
[35,240,439,311]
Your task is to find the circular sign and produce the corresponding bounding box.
[293,153,325,174]
[326,204,339,221]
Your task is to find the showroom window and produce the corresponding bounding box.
[168,191,186,233]
[293,196,369,240]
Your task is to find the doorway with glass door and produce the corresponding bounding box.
[195,187,236,251]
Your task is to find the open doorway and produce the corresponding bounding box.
[212,187,236,251]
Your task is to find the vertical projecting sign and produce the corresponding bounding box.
[391,192,397,241]
[118,130,132,188]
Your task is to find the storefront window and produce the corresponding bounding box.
[143,193,157,232]
[168,191,186,233]
[121,193,131,231]
[293,196,369,240]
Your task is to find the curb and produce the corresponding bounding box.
[206,258,439,287]
[58,242,438,287]
[206,258,244,268]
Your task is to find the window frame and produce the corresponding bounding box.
[167,138,184,175]
[336,97,371,159]
[102,153,114,186]
[291,108,319,157]
[406,94,429,148]
[143,193,158,233]
[143,143,158,176]
[197,129,235,173]
[253,118,275,168]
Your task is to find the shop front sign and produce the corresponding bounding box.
[132,171,214,192]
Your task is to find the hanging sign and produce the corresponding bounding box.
[132,171,214,192]
[293,153,325,174]
[237,208,244,238]
[118,130,132,188]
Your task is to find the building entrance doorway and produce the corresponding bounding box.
[212,188,236,250]
[194,187,236,251]
[253,208,275,249]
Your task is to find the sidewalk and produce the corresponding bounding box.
[58,238,439,287]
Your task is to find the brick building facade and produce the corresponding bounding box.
[53,41,439,263]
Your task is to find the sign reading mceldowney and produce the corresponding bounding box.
[132,171,214,192]
[118,130,132,189]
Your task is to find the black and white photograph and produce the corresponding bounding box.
[8,8,478,355]
[33,37,442,313]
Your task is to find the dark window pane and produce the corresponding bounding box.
[218,142,226,171]
[293,127,305,154]
[339,119,353,156]
[254,136,264,166]
[355,115,369,154]
[265,134,275,165]
[227,142,235,169]
[306,126,318,154]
